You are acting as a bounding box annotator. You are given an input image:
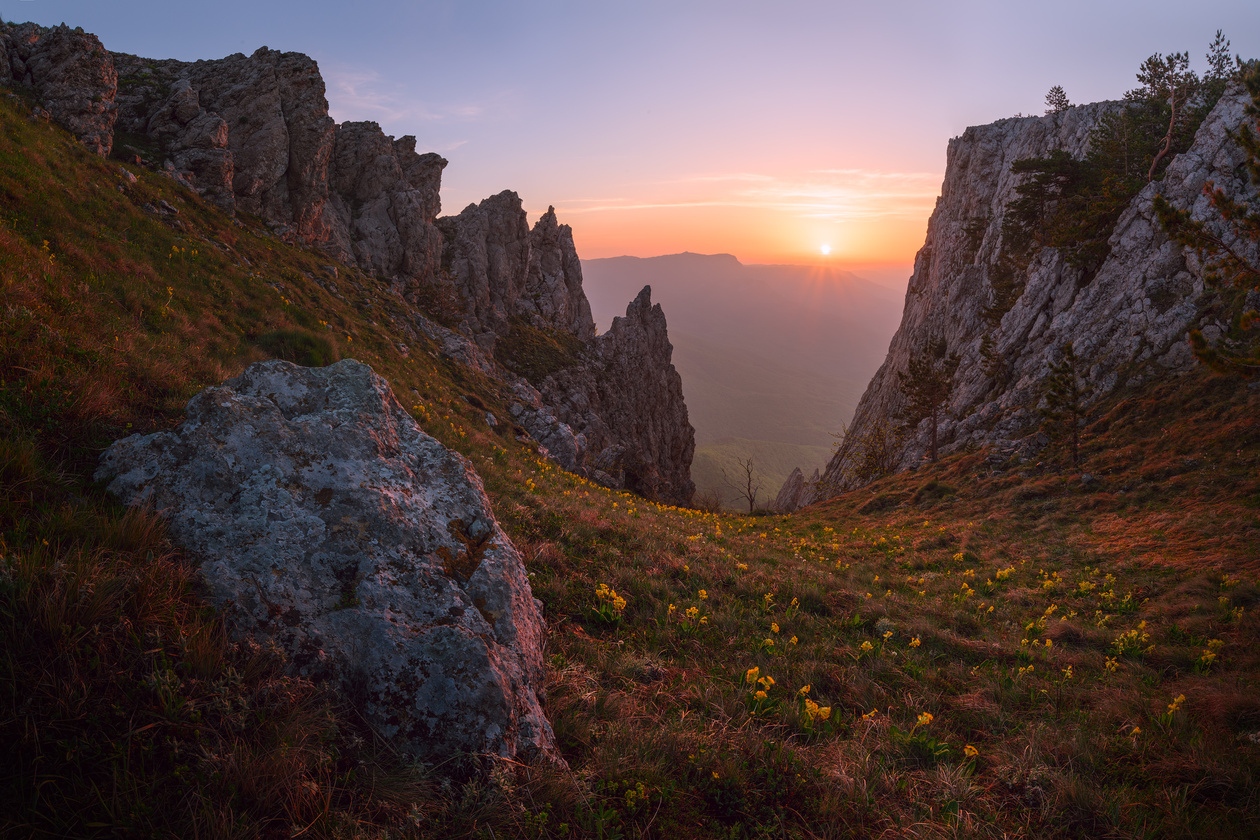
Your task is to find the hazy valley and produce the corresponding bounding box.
[582,253,903,507]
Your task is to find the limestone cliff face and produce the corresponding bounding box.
[540,287,696,504]
[1,20,694,502]
[789,88,1257,508]
[438,194,595,344]
[104,45,448,302]
[438,193,692,503]
[0,23,117,156]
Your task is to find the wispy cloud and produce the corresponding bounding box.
[557,169,941,221]
[323,66,496,129]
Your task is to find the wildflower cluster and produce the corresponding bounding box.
[591,583,626,625]
[1196,639,1224,673]
[1112,621,1152,657]
[744,667,777,714]
[1159,693,1187,728]
[796,685,832,732]
[891,710,952,763]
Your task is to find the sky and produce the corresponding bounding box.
[7,0,1260,281]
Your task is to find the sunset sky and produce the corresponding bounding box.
[11,0,1260,280]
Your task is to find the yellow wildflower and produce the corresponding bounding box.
[745,666,759,684]
[963,745,979,758]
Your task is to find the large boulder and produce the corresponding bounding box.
[96,359,559,765]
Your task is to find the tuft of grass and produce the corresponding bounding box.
[255,327,340,367]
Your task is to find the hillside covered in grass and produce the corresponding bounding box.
[2,79,1260,840]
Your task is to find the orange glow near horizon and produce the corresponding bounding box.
[545,167,941,268]
[560,200,932,266]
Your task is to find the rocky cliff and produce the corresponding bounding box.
[784,87,1258,509]
[0,20,693,503]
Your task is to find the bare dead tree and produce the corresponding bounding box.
[721,455,761,513]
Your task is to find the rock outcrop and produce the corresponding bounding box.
[774,467,819,513]
[1,23,116,156]
[439,194,595,345]
[436,194,693,502]
[96,359,559,765]
[539,286,696,503]
[784,87,1258,509]
[97,42,450,300]
[4,19,694,504]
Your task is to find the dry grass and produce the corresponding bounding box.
[1,94,1259,838]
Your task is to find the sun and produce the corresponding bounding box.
[819,244,832,255]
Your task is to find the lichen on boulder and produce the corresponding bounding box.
[96,359,559,765]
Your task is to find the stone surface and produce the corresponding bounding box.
[110,47,446,293]
[96,359,559,765]
[522,207,597,341]
[325,120,446,296]
[774,468,807,513]
[439,190,535,342]
[1,23,117,156]
[538,286,696,504]
[437,193,597,344]
[788,88,1258,508]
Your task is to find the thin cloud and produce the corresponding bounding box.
[557,168,941,221]
[323,65,493,127]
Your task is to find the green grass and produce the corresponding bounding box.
[2,93,1260,839]
[692,436,833,510]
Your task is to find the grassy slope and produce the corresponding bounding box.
[692,437,834,511]
[3,96,1260,839]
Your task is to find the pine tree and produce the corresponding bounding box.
[1045,85,1071,114]
[1040,343,1086,465]
[1129,51,1199,181]
[897,336,960,463]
